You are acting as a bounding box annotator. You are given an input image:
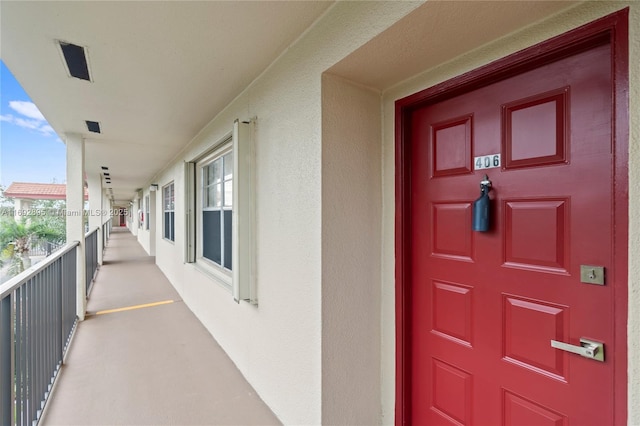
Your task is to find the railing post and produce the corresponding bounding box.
[1,294,14,425]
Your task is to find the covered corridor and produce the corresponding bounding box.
[41,228,280,425]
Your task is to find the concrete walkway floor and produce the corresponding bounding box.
[42,227,280,426]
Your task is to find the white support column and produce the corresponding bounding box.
[14,199,33,223]
[104,191,113,243]
[149,190,156,256]
[65,133,87,321]
[87,172,104,264]
[131,197,139,237]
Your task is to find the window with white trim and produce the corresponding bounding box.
[199,145,233,270]
[163,182,175,241]
[185,120,256,303]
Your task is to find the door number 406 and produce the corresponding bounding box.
[474,154,501,170]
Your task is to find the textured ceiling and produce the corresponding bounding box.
[1,1,332,202]
[329,1,578,90]
[1,1,579,203]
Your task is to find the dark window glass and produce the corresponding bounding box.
[170,212,175,241]
[203,210,221,264]
[200,152,232,270]
[164,212,171,241]
[223,210,232,270]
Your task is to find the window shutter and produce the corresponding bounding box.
[185,161,196,263]
[232,119,256,304]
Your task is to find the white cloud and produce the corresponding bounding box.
[2,101,55,136]
[14,117,42,131]
[40,124,55,135]
[9,101,45,121]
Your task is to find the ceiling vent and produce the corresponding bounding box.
[86,121,101,133]
[58,41,92,81]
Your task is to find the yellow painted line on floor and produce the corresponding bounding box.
[95,299,175,316]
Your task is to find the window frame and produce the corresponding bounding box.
[145,194,150,230]
[185,120,256,303]
[195,140,233,283]
[162,182,175,242]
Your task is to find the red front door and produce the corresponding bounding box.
[399,21,628,425]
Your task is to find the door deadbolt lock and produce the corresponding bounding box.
[550,338,604,362]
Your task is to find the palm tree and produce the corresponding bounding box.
[0,217,65,277]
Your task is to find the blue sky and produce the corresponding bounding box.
[0,60,66,188]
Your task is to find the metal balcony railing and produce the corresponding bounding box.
[85,228,99,296]
[101,221,111,252]
[29,239,65,258]
[0,242,78,426]
[1,224,109,425]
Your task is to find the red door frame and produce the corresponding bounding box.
[394,9,629,425]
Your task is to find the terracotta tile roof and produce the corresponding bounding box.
[4,182,89,200]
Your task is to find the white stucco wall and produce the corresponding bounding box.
[111,205,124,228]
[137,189,151,255]
[127,1,640,424]
[87,177,113,236]
[86,173,104,264]
[102,191,111,226]
[321,74,383,424]
[144,2,421,424]
[380,2,640,424]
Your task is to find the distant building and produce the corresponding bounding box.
[4,182,88,221]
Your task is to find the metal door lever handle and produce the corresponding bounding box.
[550,338,604,362]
